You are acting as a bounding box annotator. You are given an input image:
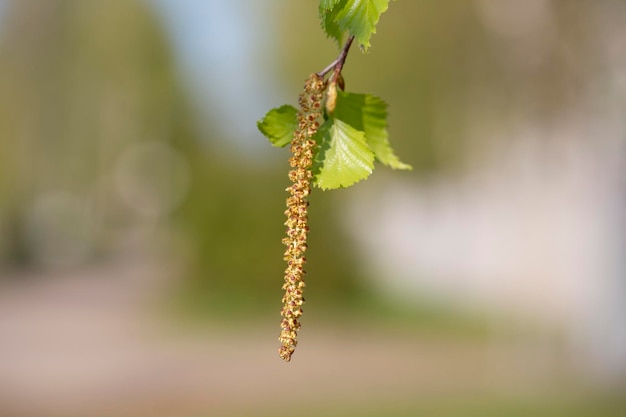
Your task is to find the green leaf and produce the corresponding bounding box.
[319,0,342,9]
[319,0,347,46]
[314,118,375,190]
[334,0,394,51]
[257,105,298,148]
[334,91,412,170]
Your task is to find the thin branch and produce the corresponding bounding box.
[316,35,355,79]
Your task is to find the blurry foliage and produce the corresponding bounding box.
[0,0,184,265]
[0,0,606,319]
[0,0,362,316]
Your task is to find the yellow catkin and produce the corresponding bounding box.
[278,74,325,362]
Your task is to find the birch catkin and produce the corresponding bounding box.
[278,74,324,362]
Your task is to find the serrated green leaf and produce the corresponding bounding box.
[257,105,298,148]
[334,91,412,170]
[314,118,375,190]
[334,0,393,51]
[319,0,347,47]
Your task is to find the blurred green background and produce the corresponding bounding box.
[0,1,625,416]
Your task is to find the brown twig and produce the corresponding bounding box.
[316,35,355,80]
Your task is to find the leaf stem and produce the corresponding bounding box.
[316,35,355,79]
